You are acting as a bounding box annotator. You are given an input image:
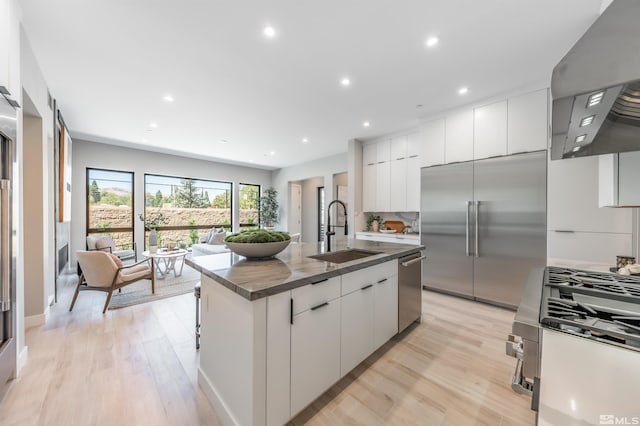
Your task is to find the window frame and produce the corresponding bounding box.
[238,182,261,229]
[85,167,135,244]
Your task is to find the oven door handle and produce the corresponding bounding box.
[511,358,533,396]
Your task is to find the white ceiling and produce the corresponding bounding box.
[21,0,603,169]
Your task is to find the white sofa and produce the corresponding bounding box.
[191,243,230,257]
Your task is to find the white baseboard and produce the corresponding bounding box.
[24,314,45,329]
[198,368,237,426]
[17,346,28,374]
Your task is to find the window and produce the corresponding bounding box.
[144,174,232,248]
[239,183,260,229]
[86,168,134,249]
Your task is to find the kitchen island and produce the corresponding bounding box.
[186,239,423,426]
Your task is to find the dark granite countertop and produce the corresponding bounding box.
[186,239,423,301]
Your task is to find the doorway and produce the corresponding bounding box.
[289,183,301,236]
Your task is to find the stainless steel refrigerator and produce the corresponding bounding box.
[0,87,17,400]
[421,151,546,309]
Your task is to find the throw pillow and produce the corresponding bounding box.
[95,236,115,252]
[200,227,216,243]
[109,253,124,268]
[209,228,227,245]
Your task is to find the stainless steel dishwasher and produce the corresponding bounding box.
[398,251,425,332]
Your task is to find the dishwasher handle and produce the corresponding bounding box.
[401,255,426,267]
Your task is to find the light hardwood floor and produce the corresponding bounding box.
[0,270,534,425]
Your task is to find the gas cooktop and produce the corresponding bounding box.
[541,266,640,350]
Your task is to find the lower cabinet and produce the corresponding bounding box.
[340,286,375,376]
[373,275,398,348]
[290,298,341,416]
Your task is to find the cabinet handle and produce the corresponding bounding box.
[377,161,385,164]
[290,298,293,324]
[554,230,575,233]
[311,278,328,285]
[408,154,419,158]
[396,157,405,160]
[311,301,329,311]
[367,162,375,166]
[377,278,387,284]
[361,284,373,291]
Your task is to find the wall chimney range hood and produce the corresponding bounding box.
[551,0,640,160]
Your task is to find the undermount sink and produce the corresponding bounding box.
[308,249,380,264]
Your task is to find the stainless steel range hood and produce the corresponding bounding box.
[551,0,640,160]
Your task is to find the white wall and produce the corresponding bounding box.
[299,177,323,243]
[271,153,348,235]
[71,139,272,266]
[20,27,56,327]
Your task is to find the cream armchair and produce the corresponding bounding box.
[86,235,137,262]
[71,250,155,313]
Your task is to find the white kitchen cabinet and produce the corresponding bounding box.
[340,286,375,376]
[376,161,391,212]
[407,132,421,158]
[363,143,377,166]
[421,118,446,167]
[390,159,407,211]
[290,298,341,416]
[548,156,631,234]
[547,155,632,264]
[377,139,391,163]
[391,136,407,160]
[373,274,398,349]
[508,89,548,154]
[474,100,507,160]
[406,156,420,211]
[0,0,9,90]
[445,110,474,163]
[362,164,376,212]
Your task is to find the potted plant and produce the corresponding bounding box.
[259,187,279,230]
[366,214,382,232]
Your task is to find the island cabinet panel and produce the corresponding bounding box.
[340,280,375,376]
[266,291,292,426]
[374,274,399,349]
[291,276,340,315]
[290,299,341,417]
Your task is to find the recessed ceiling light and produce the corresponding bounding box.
[580,115,595,127]
[575,134,587,143]
[163,95,174,102]
[425,36,439,47]
[149,122,158,129]
[264,26,276,38]
[302,138,309,143]
[270,151,276,156]
[458,87,469,95]
[363,121,370,128]
[341,78,351,87]
[587,91,605,107]
[572,146,581,152]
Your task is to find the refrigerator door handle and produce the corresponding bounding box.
[0,179,9,311]
[465,201,471,256]
[474,200,480,258]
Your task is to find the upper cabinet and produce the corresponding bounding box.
[421,118,445,167]
[507,89,548,154]
[445,110,474,163]
[377,139,391,163]
[363,143,376,166]
[0,0,20,96]
[474,100,507,159]
[391,136,407,160]
[0,0,10,91]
